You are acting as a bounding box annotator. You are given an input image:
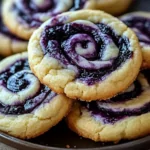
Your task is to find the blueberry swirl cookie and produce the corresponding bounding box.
[28,10,142,101]
[67,70,150,142]
[0,52,72,139]
[0,1,27,56]
[2,0,89,40]
[121,12,150,68]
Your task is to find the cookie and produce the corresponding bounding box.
[28,10,142,101]
[2,0,133,40]
[67,71,150,142]
[2,0,89,40]
[0,1,28,56]
[120,12,150,68]
[0,52,72,139]
[84,0,133,15]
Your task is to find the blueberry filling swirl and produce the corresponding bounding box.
[0,1,26,41]
[12,0,87,27]
[122,16,150,46]
[81,72,150,124]
[40,19,132,85]
[0,59,56,115]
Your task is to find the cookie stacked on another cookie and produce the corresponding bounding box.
[27,10,148,142]
[67,71,150,142]
[0,0,149,143]
[0,0,136,141]
[28,10,142,101]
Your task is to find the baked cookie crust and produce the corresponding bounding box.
[28,10,142,101]
[0,52,72,139]
[85,0,133,15]
[67,73,150,142]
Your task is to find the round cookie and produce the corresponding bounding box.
[0,52,72,139]
[120,12,150,68]
[28,10,142,101]
[2,0,89,40]
[0,1,28,56]
[67,71,150,142]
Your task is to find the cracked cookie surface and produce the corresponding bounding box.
[67,70,150,142]
[0,52,72,139]
[28,10,142,101]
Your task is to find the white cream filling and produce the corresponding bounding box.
[76,42,96,56]
[101,42,119,61]
[97,74,150,111]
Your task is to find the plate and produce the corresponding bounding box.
[0,121,150,150]
[0,0,150,149]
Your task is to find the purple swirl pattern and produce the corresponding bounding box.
[40,19,132,85]
[12,0,87,27]
[0,1,26,41]
[0,58,56,115]
[121,16,150,46]
[81,71,150,124]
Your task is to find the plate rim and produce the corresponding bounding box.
[0,132,150,150]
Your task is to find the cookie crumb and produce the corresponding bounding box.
[66,145,70,148]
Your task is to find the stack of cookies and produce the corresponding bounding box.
[0,0,150,144]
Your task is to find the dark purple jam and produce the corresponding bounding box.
[0,60,29,90]
[122,16,150,44]
[12,0,87,28]
[40,22,132,85]
[103,80,142,103]
[80,76,148,124]
[0,59,56,115]
[81,101,150,124]
[0,1,26,41]
[142,69,150,84]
